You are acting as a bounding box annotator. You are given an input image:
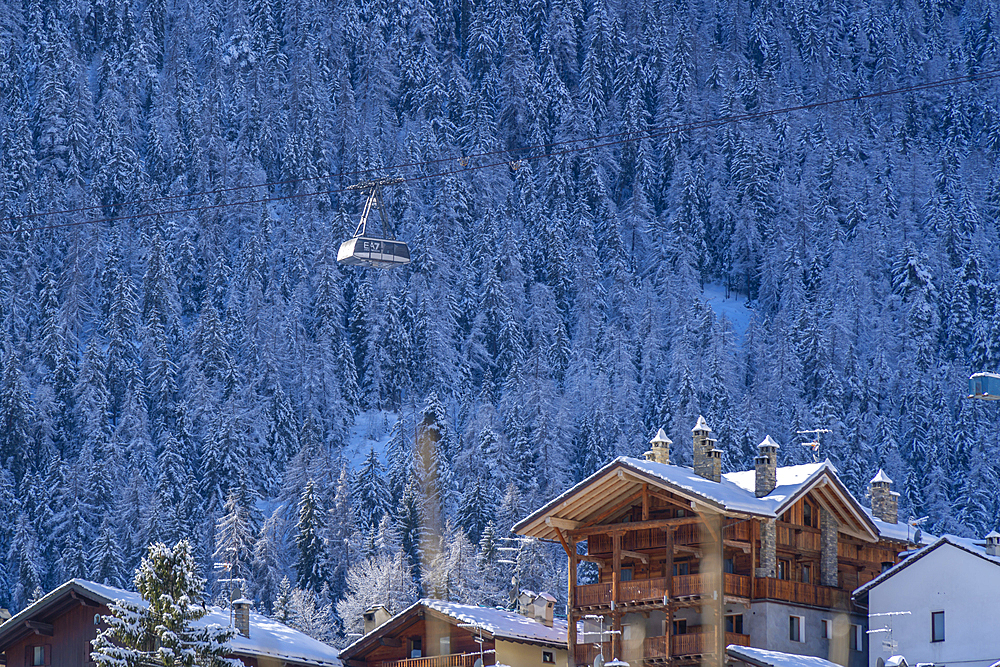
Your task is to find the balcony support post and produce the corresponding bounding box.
[568,535,577,667]
[612,532,622,660]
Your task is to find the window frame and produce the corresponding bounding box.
[821,619,832,640]
[849,624,862,651]
[725,614,744,634]
[931,610,945,642]
[789,615,804,643]
[542,650,555,664]
[672,619,688,635]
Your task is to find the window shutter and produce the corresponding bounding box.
[44,645,51,666]
[24,645,30,667]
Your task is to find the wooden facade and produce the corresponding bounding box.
[515,452,914,667]
[0,580,340,667]
[339,600,570,667]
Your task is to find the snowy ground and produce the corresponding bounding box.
[342,410,400,469]
[702,283,753,346]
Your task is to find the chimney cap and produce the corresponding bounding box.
[651,428,672,445]
[232,598,252,606]
[692,415,711,433]
[536,592,556,602]
[870,469,893,485]
[986,531,1000,541]
[757,435,780,450]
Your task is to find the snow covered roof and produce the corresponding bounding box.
[757,435,780,449]
[870,469,892,484]
[651,427,671,444]
[727,645,843,667]
[0,579,341,667]
[516,455,895,545]
[853,534,999,599]
[422,599,568,645]
[340,599,569,661]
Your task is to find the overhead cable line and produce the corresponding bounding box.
[3,67,1000,236]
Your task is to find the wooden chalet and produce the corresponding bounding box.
[339,597,570,667]
[514,419,916,667]
[0,579,342,667]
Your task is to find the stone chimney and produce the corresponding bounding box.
[533,592,555,627]
[644,428,672,465]
[363,605,392,635]
[692,416,722,482]
[869,469,899,524]
[232,598,252,638]
[754,436,780,497]
[986,531,1000,557]
[516,590,536,617]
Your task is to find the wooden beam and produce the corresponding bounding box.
[546,517,582,531]
[568,538,578,667]
[25,620,53,636]
[612,533,621,660]
[378,637,402,647]
[578,555,606,567]
[71,590,101,607]
[723,539,751,554]
[642,483,650,521]
[621,549,649,564]
[674,544,703,558]
[554,527,574,558]
[579,490,644,529]
[569,515,700,540]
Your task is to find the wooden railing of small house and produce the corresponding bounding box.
[378,653,488,667]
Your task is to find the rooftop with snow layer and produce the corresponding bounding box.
[0,579,342,667]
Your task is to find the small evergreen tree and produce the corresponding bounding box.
[91,540,240,667]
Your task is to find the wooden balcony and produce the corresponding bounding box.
[643,631,751,658]
[776,524,821,552]
[753,577,851,609]
[575,574,751,609]
[378,653,487,667]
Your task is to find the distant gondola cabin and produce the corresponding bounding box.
[337,236,411,268]
[969,372,1000,400]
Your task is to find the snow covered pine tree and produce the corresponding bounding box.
[91,540,241,667]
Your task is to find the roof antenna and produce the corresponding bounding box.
[797,428,831,463]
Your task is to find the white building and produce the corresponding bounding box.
[853,533,1000,667]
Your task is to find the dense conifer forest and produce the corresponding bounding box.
[2,0,1000,642]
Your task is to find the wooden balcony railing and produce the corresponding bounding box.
[753,577,850,608]
[379,653,487,667]
[776,525,821,551]
[574,641,611,665]
[575,582,612,607]
[576,574,751,607]
[620,576,670,603]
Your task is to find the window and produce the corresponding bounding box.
[724,558,735,574]
[673,561,689,576]
[620,567,633,582]
[439,636,450,655]
[881,561,894,573]
[801,564,811,584]
[409,637,422,658]
[29,646,50,667]
[803,502,813,527]
[931,611,945,642]
[725,614,744,634]
[622,624,632,640]
[821,619,832,639]
[778,559,790,580]
[849,624,862,651]
[543,651,555,664]
[673,619,688,635]
[789,615,803,643]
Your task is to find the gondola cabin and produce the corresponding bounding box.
[337,236,411,268]
[969,372,1000,400]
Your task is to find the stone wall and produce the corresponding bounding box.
[756,519,776,578]
[820,507,839,587]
